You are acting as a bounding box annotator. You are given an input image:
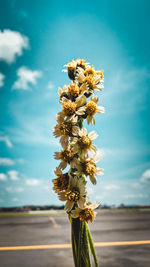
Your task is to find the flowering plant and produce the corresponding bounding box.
[53,58,104,267]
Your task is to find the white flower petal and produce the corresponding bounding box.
[90,144,97,153]
[97,106,105,113]
[71,137,78,145]
[93,153,101,163]
[54,152,60,160]
[59,161,67,170]
[60,136,69,149]
[56,112,64,123]
[88,202,99,210]
[80,128,87,136]
[54,167,62,176]
[72,146,79,154]
[91,95,98,104]
[70,158,78,168]
[71,208,80,218]
[90,175,97,185]
[58,192,66,201]
[78,197,86,208]
[88,131,98,140]
[72,126,79,136]
[64,200,74,211]
[76,106,86,115]
[91,117,95,125]
[96,168,104,175]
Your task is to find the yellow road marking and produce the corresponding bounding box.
[0,240,150,251]
[94,240,150,247]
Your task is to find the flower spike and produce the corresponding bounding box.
[52,58,104,267]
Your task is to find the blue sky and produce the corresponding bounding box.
[0,0,150,207]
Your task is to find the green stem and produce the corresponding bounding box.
[71,217,80,267]
[81,222,92,267]
[71,218,95,267]
[77,219,84,267]
[86,224,99,267]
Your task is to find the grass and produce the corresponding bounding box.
[0,211,65,218]
[0,208,150,217]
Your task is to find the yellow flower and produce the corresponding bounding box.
[59,82,80,101]
[63,58,89,80]
[75,58,89,70]
[54,148,78,170]
[52,167,69,193]
[71,202,99,223]
[59,94,86,119]
[95,70,104,82]
[76,67,104,94]
[62,99,76,116]
[58,176,87,211]
[68,82,80,99]
[58,85,68,101]
[86,95,105,125]
[83,75,103,92]
[53,59,105,227]
[84,66,96,77]
[71,128,98,156]
[53,116,79,149]
[78,154,104,184]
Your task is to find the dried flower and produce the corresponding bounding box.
[52,58,104,267]
[53,116,79,148]
[52,167,69,193]
[86,95,105,125]
[77,154,104,184]
[71,203,99,223]
[58,176,87,211]
[71,128,98,156]
[54,148,77,169]
[63,58,89,80]
[58,94,86,119]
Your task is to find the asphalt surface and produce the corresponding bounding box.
[0,210,150,267]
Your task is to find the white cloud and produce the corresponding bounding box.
[6,186,24,193]
[124,194,148,199]
[92,175,144,203]
[0,173,7,181]
[16,158,25,164]
[104,184,120,191]
[12,197,19,202]
[7,115,59,147]
[13,66,42,90]
[131,182,141,189]
[47,81,54,90]
[8,170,19,181]
[43,185,50,191]
[98,148,113,158]
[0,29,29,64]
[0,135,13,148]
[15,187,24,193]
[26,179,42,186]
[87,186,94,195]
[140,169,150,183]
[0,158,15,166]
[0,73,5,87]
[104,67,150,116]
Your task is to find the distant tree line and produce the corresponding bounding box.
[0,204,149,212]
[0,205,65,212]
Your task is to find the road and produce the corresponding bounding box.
[0,210,150,267]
